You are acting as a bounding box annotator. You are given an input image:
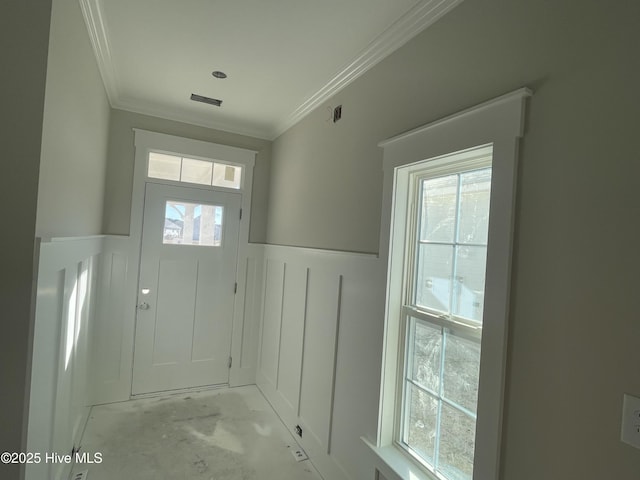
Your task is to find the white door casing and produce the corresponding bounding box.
[132,183,241,394]
[126,130,258,396]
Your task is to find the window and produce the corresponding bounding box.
[370,89,530,480]
[148,151,242,189]
[163,201,224,246]
[400,150,492,480]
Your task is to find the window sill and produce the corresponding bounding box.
[362,437,437,480]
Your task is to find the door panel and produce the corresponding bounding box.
[132,182,241,394]
[153,259,197,365]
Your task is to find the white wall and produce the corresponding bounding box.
[14,3,640,480]
[0,2,51,480]
[26,235,263,480]
[255,245,384,480]
[103,109,272,243]
[266,0,640,478]
[89,236,131,404]
[25,235,136,480]
[26,237,105,480]
[36,0,111,237]
[84,231,264,407]
[231,244,265,387]
[21,2,112,476]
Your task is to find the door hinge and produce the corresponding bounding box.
[239,208,243,220]
[234,282,238,294]
[228,356,232,369]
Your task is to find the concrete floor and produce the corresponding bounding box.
[70,385,322,480]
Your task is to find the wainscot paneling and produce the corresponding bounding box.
[26,236,104,480]
[259,258,286,387]
[89,235,132,404]
[230,243,264,386]
[26,235,132,480]
[255,245,385,480]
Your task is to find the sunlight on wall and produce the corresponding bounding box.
[64,280,77,371]
[64,261,91,371]
[75,263,89,347]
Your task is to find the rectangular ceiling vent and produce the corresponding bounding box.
[190,93,222,107]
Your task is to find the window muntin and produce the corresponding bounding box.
[148,151,242,189]
[163,201,223,246]
[400,159,491,480]
[414,167,491,324]
[374,90,529,480]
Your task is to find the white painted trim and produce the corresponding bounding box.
[376,88,531,480]
[80,0,464,140]
[79,0,119,104]
[116,97,273,141]
[42,234,106,243]
[129,129,257,395]
[133,129,257,165]
[230,244,264,386]
[273,0,465,139]
[262,242,379,260]
[255,244,384,480]
[79,0,270,139]
[379,87,532,148]
[128,383,228,401]
[363,437,437,480]
[90,235,132,404]
[26,236,106,480]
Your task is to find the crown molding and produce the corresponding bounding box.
[81,0,464,141]
[271,0,464,139]
[80,0,271,139]
[79,0,120,104]
[112,97,273,140]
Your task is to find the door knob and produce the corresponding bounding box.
[138,302,150,310]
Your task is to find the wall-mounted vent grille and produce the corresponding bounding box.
[190,93,222,107]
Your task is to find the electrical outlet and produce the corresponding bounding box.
[72,470,88,480]
[621,393,640,449]
[291,447,308,462]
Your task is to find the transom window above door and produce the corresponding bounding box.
[148,151,242,189]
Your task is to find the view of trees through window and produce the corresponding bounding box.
[402,166,491,480]
[415,168,491,323]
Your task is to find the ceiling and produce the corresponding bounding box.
[80,0,461,140]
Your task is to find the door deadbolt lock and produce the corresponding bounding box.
[138,302,150,310]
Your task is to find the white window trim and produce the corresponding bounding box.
[369,88,531,480]
[129,129,257,388]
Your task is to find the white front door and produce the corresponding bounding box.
[132,182,241,394]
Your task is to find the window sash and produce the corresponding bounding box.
[398,160,491,480]
[147,150,244,190]
[374,90,529,480]
[400,313,481,479]
[409,167,491,324]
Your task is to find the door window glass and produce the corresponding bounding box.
[163,201,223,246]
